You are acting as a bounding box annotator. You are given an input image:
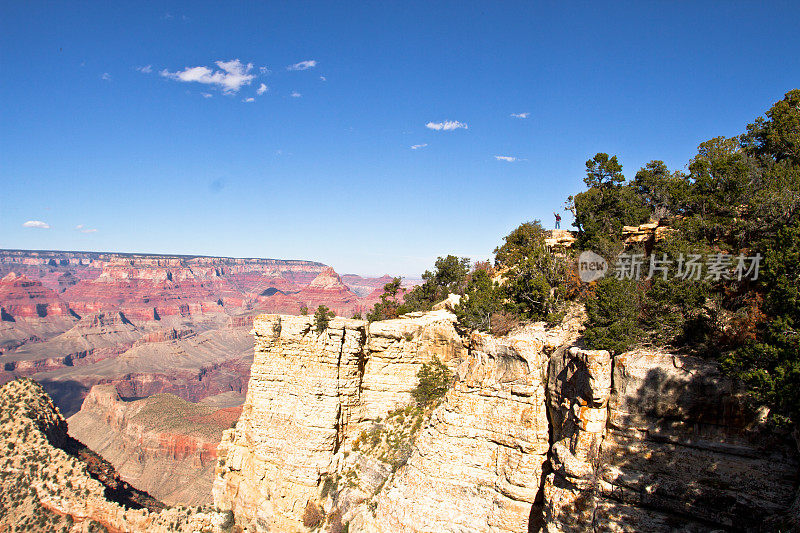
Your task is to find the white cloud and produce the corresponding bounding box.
[160,59,255,94]
[136,65,153,74]
[411,144,428,150]
[320,76,327,81]
[23,220,50,229]
[100,72,111,81]
[243,97,255,103]
[75,224,97,233]
[290,91,302,98]
[201,93,213,98]
[494,156,518,162]
[287,60,317,71]
[259,66,270,75]
[510,112,529,118]
[425,120,467,131]
[257,83,268,95]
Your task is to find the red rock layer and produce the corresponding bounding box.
[0,273,71,319]
[1,250,401,323]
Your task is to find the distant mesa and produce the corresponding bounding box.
[259,287,285,297]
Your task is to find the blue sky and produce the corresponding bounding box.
[2,1,798,276]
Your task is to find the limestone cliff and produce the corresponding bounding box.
[212,310,464,532]
[544,348,799,532]
[215,309,800,532]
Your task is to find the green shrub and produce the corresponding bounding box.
[411,357,452,406]
[401,256,471,313]
[583,277,641,354]
[455,269,502,332]
[314,305,335,332]
[502,263,552,320]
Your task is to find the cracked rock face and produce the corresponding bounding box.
[364,331,562,533]
[212,311,464,532]
[544,349,800,532]
[215,309,800,533]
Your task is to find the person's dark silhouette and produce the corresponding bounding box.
[554,212,561,229]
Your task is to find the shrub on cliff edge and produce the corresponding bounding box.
[583,277,641,354]
[411,356,452,406]
[314,305,335,332]
[454,269,502,332]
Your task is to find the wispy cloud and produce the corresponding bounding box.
[320,76,327,81]
[23,220,50,229]
[290,91,302,98]
[160,59,255,94]
[425,120,467,131]
[75,224,97,233]
[510,112,529,118]
[411,144,428,150]
[257,83,268,95]
[100,72,111,81]
[201,92,213,98]
[136,65,153,74]
[287,60,317,71]
[494,155,519,162]
[243,97,255,103]
[259,66,270,75]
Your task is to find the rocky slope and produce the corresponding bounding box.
[214,308,800,532]
[0,378,233,532]
[68,385,242,507]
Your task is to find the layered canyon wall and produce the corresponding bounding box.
[213,310,464,532]
[1,249,397,417]
[68,385,243,506]
[215,309,800,532]
[0,378,233,532]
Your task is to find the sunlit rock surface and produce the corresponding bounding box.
[215,306,799,532]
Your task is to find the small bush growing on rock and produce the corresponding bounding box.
[489,312,520,336]
[299,305,309,316]
[583,277,641,354]
[320,474,339,498]
[412,357,452,406]
[455,268,502,332]
[314,305,335,332]
[303,501,324,528]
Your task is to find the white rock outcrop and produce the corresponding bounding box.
[213,311,464,532]
[215,309,800,532]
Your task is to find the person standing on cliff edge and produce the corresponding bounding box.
[554,212,561,229]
